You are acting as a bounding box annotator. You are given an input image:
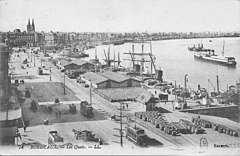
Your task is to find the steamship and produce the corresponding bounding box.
[194,41,237,67]
[194,52,236,66]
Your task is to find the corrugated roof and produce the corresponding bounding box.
[82,72,108,84]
[60,60,70,66]
[136,92,153,103]
[100,71,129,82]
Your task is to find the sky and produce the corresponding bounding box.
[0,0,240,32]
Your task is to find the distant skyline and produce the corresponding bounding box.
[0,0,240,33]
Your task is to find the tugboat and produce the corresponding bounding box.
[188,43,213,52]
[194,41,236,67]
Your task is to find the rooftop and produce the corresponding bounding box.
[136,92,154,104]
[82,72,109,84]
[71,59,95,66]
[100,71,129,82]
[60,60,70,66]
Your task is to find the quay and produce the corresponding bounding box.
[1,44,240,155]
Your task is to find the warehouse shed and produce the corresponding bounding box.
[81,72,109,89]
[100,71,141,88]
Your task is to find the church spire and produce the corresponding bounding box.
[32,19,35,31]
[27,19,31,32]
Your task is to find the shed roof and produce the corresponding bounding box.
[60,60,70,66]
[100,71,129,82]
[136,92,154,104]
[81,72,109,84]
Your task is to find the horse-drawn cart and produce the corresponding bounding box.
[72,129,103,144]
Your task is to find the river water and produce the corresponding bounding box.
[86,37,240,91]
[84,37,240,122]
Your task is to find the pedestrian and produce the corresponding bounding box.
[16,129,21,140]
[122,105,125,110]
[18,132,22,140]
[155,91,157,95]
[23,125,26,132]
[126,104,128,109]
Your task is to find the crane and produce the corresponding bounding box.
[208,79,216,93]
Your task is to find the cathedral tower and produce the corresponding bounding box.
[27,18,31,32]
[27,19,35,32]
[32,19,35,32]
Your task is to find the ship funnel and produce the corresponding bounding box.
[156,70,163,82]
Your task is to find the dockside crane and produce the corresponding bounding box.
[128,50,135,67]
[149,53,156,74]
[208,79,216,93]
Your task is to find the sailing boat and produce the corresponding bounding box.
[194,41,237,66]
[89,47,100,64]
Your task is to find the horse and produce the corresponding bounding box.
[111,114,116,120]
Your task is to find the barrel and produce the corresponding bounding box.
[192,118,195,123]
[218,127,223,133]
[151,118,155,124]
[222,128,226,134]
[190,127,195,134]
[227,129,231,135]
[214,125,219,131]
[171,131,177,136]
[194,120,198,125]
[144,117,147,121]
[161,126,165,131]
[233,131,238,137]
[208,123,212,128]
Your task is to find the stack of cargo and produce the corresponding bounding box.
[179,119,205,134]
[135,111,178,136]
[135,111,210,136]
[135,111,162,122]
[192,117,239,137]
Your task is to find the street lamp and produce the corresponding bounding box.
[120,102,123,148]
[50,65,52,81]
[41,58,42,68]
[31,50,32,62]
[184,74,188,92]
[34,53,36,67]
[63,70,66,95]
[183,74,188,108]
[89,80,92,105]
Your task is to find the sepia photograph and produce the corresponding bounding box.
[0,0,240,155]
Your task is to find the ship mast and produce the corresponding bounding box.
[132,37,135,67]
[222,41,225,57]
[216,67,220,95]
[141,35,144,75]
[150,40,153,77]
[95,46,98,60]
[114,50,116,69]
[118,52,120,66]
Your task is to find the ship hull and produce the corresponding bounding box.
[194,55,237,67]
